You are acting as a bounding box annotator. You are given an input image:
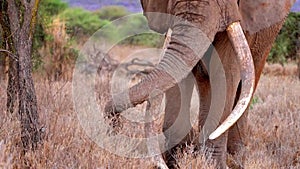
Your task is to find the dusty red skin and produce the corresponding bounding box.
[105,0,295,168]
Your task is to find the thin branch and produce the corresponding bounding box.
[121,58,155,74]
[109,58,155,77]
[131,58,156,67]
[29,0,40,39]
[0,49,18,61]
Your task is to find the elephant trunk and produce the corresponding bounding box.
[106,3,255,141]
[127,22,213,108]
[107,21,255,142]
[105,12,215,114]
[209,22,255,140]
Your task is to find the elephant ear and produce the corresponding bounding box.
[140,0,172,33]
[239,0,296,34]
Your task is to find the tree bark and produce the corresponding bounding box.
[0,0,41,151]
[297,37,300,80]
[0,1,19,113]
[298,56,300,79]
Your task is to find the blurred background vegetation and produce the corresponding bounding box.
[268,12,300,64]
[30,0,163,80]
[20,0,300,79]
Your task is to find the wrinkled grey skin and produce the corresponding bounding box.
[105,0,295,168]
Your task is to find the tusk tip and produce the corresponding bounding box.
[208,131,221,140]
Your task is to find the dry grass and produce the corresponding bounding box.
[263,62,298,76]
[245,74,300,168]
[0,60,299,168]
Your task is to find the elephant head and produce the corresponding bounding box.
[105,0,295,140]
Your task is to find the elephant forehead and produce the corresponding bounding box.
[240,0,296,34]
[169,0,241,32]
[141,0,170,13]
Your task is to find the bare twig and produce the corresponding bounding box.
[120,58,155,75]
[0,49,18,61]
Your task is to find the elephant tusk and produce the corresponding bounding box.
[160,28,173,61]
[209,22,255,140]
[163,29,173,50]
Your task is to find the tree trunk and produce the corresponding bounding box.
[0,0,19,114]
[0,0,41,151]
[17,26,41,149]
[0,51,7,82]
[7,55,19,114]
[298,57,300,79]
[0,23,4,81]
[297,37,300,80]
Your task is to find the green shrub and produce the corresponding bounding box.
[32,2,163,75]
[92,13,163,47]
[250,96,261,110]
[268,12,300,64]
[59,8,110,37]
[39,0,68,17]
[35,0,69,45]
[122,33,164,47]
[32,0,69,71]
[115,14,163,47]
[95,6,130,21]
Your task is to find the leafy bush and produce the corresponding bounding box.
[32,0,69,70]
[120,14,164,47]
[92,13,163,47]
[39,0,68,17]
[32,1,163,74]
[95,6,130,21]
[35,0,69,43]
[123,34,164,47]
[121,15,164,47]
[59,8,110,37]
[268,12,300,64]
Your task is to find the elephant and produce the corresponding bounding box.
[105,0,296,168]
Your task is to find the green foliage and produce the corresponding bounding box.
[95,6,130,21]
[268,12,300,64]
[92,14,163,47]
[250,96,261,110]
[59,8,110,37]
[122,33,164,47]
[32,0,69,70]
[119,14,164,47]
[31,0,163,73]
[35,0,68,43]
[39,0,68,17]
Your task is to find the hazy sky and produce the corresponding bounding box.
[64,0,300,12]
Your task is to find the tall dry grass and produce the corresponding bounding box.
[0,62,299,168]
[245,75,300,168]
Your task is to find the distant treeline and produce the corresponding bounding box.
[62,0,142,12]
[2,0,298,77]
